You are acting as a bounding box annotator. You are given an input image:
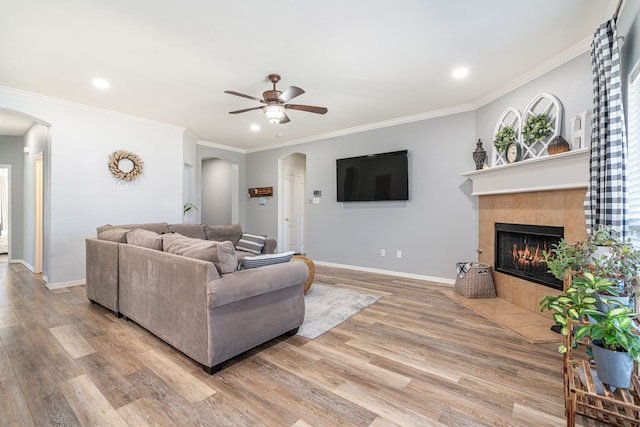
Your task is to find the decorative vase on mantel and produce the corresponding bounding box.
[547,135,571,155]
[472,139,487,170]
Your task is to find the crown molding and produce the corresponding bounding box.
[247,38,592,154]
[246,104,476,154]
[473,36,591,109]
[0,36,592,153]
[0,85,186,132]
[197,139,247,154]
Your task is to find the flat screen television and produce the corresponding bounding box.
[336,150,409,202]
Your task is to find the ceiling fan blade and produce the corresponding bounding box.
[228,106,264,114]
[285,104,328,114]
[224,90,266,103]
[279,113,291,124]
[279,86,305,103]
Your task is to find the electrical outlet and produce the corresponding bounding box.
[380,249,385,257]
[396,250,402,259]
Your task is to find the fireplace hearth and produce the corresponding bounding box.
[495,223,564,290]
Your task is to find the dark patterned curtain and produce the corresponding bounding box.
[584,19,627,237]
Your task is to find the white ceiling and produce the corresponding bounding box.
[0,0,615,150]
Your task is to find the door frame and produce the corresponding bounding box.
[34,154,43,273]
[0,165,10,261]
[278,153,307,254]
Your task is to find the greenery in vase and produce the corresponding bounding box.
[183,202,199,214]
[493,126,516,153]
[522,113,551,146]
[575,304,640,361]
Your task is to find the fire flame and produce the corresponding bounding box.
[511,241,548,269]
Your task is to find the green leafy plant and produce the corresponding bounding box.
[543,239,592,281]
[540,271,618,354]
[522,113,551,146]
[183,202,199,214]
[493,126,516,153]
[575,304,640,362]
[542,225,640,297]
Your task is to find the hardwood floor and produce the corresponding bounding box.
[0,262,605,426]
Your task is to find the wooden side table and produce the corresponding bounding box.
[292,255,314,295]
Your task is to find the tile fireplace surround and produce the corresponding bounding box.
[462,149,590,317]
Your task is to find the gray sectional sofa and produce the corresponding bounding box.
[85,222,308,374]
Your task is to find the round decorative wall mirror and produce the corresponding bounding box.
[108,150,144,181]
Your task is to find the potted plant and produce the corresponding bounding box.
[540,271,618,354]
[575,305,640,388]
[543,226,640,306]
[183,202,199,214]
[543,238,593,281]
[493,126,516,154]
[522,113,551,146]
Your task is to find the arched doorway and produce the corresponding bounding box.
[0,108,50,276]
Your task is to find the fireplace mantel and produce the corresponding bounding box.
[460,148,589,196]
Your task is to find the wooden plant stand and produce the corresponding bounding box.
[564,321,640,426]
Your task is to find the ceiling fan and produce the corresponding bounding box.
[225,74,328,124]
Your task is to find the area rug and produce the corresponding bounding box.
[298,283,382,340]
[0,235,7,254]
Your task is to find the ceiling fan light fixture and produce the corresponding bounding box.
[264,105,285,124]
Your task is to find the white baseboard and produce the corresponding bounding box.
[11,259,35,272]
[313,261,455,285]
[46,279,85,290]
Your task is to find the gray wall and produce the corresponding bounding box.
[246,112,478,280]
[201,158,232,225]
[0,135,24,258]
[243,47,598,281]
[475,52,594,158]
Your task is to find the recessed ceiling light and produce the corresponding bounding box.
[452,67,469,79]
[250,124,260,132]
[92,78,110,89]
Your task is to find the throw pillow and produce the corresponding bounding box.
[240,251,295,270]
[97,227,129,243]
[126,228,162,251]
[162,233,238,274]
[235,233,266,254]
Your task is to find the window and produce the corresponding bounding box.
[627,60,640,247]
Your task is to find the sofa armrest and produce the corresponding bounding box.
[262,238,277,254]
[118,244,220,365]
[86,238,120,313]
[207,261,308,308]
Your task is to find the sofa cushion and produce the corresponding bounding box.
[112,222,170,235]
[235,233,266,254]
[127,228,163,250]
[97,227,130,243]
[204,224,243,246]
[162,233,238,274]
[240,251,295,270]
[169,223,206,240]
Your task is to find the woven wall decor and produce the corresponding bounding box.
[108,150,144,181]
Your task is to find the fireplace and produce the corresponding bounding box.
[494,223,564,290]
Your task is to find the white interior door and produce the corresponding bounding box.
[283,173,304,253]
